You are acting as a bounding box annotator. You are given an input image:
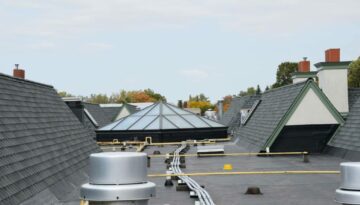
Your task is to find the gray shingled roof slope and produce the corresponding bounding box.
[220,95,261,133]
[0,73,100,205]
[101,106,122,122]
[221,97,247,126]
[83,103,111,127]
[328,88,360,152]
[235,81,307,151]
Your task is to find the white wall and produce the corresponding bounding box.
[317,68,349,113]
[293,77,307,84]
[286,88,338,125]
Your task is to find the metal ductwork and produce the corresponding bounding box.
[80,152,156,205]
[335,162,360,205]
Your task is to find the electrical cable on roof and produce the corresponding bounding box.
[171,142,216,205]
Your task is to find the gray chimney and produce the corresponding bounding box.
[80,152,156,205]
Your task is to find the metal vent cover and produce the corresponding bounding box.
[335,162,360,204]
[89,152,147,185]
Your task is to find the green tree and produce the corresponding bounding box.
[265,86,270,91]
[256,85,262,95]
[189,94,209,102]
[239,87,256,96]
[349,57,360,87]
[88,94,109,104]
[58,91,73,97]
[144,89,166,102]
[272,62,298,88]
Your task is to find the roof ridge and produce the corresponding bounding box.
[262,80,309,95]
[0,72,53,88]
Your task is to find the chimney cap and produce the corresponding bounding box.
[15,64,19,69]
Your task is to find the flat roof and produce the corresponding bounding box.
[139,143,344,205]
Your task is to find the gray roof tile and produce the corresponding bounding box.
[0,73,100,205]
[328,88,360,152]
[235,82,307,151]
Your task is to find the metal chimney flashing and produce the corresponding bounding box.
[81,152,156,204]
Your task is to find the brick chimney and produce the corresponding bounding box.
[298,57,310,72]
[292,57,316,84]
[325,48,340,62]
[315,48,352,114]
[13,64,25,79]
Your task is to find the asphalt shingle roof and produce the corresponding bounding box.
[220,95,261,128]
[101,106,122,121]
[83,103,111,127]
[0,73,100,205]
[235,81,307,151]
[328,88,360,152]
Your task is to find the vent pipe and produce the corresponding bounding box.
[13,64,25,79]
[335,162,360,204]
[218,100,223,121]
[80,152,156,205]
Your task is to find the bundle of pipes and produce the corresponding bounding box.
[171,142,216,205]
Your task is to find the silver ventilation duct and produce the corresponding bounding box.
[335,162,360,205]
[80,152,156,205]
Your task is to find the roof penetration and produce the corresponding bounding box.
[100,101,225,131]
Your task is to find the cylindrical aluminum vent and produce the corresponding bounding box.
[335,162,360,205]
[81,152,156,205]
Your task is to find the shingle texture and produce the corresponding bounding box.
[328,88,360,152]
[101,106,122,122]
[235,82,306,151]
[220,95,261,132]
[0,74,100,205]
[83,103,110,127]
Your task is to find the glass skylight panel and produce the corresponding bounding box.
[146,104,160,115]
[99,120,122,130]
[167,104,190,115]
[162,117,177,129]
[162,104,177,115]
[128,115,157,130]
[165,115,193,128]
[182,115,208,127]
[113,116,141,130]
[145,117,160,130]
[132,105,154,116]
[202,118,225,127]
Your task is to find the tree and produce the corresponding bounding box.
[239,87,256,96]
[183,101,188,108]
[188,101,214,115]
[272,62,297,88]
[256,85,262,95]
[265,86,270,91]
[222,95,232,112]
[110,89,166,103]
[88,94,109,104]
[349,57,360,88]
[189,94,209,102]
[58,91,73,97]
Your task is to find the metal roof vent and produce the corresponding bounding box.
[335,162,360,204]
[80,152,156,205]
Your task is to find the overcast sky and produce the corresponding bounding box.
[0,0,359,103]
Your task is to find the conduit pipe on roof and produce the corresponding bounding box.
[171,142,216,205]
[80,152,156,205]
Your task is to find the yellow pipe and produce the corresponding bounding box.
[148,170,340,177]
[149,151,308,158]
